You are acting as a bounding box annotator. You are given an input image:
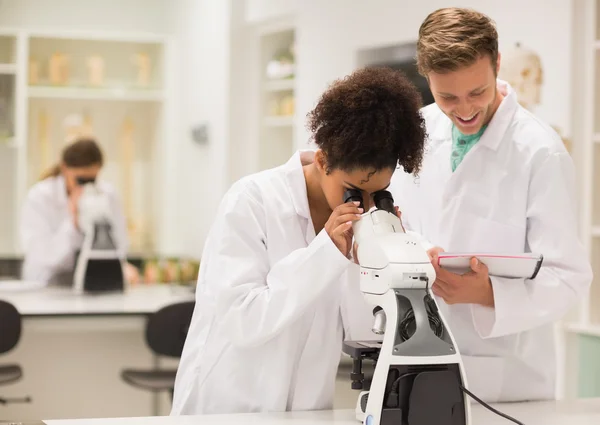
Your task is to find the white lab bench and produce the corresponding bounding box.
[40,398,600,425]
[0,283,196,422]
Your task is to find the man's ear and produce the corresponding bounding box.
[495,52,502,76]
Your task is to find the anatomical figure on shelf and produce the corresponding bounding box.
[132,53,151,87]
[49,52,69,85]
[499,42,571,152]
[119,116,151,254]
[87,55,105,87]
[63,113,93,145]
[29,50,155,89]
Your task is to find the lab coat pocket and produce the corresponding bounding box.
[461,354,505,403]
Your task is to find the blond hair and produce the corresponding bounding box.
[416,7,499,76]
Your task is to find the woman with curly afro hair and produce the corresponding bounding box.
[171,67,427,416]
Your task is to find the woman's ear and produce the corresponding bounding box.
[315,149,330,175]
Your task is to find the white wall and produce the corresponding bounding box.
[294,0,573,147]
[229,1,261,184]
[0,0,171,33]
[168,0,233,258]
[244,0,297,24]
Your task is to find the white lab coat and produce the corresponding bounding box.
[20,175,128,286]
[390,83,593,402]
[171,151,375,415]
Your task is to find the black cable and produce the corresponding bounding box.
[399,306,444,341]
[386,373,418,408]
[460,385,525,425]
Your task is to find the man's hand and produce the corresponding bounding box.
[394,206,406,232]
[432,257,495,307]
[427,246,445,262]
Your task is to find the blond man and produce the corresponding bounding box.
[390,7,592,402]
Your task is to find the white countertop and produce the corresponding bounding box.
[0,283,196,316]
[42,398,600,425]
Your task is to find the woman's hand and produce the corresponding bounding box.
[125,262,141,285]
[325,201,363,257]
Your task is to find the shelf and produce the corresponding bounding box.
[264,116,294,127]
[257,18,295,36]
[28,37,164,92]
[566,323,600,338]
[589,237,600,324]
[28,86,164,102]
[0,64,16,75]
[594,133,600,143]
[0,138,17,149]
[593,226,600,236]
[264,78,294,92]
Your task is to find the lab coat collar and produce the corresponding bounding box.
[427,79,519,151]
[429,112,453,141]
[477,80,519,151]
[56,174,69,206]
[283,149,316,220]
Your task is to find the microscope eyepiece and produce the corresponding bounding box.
[76,176,96,186]
[343,188,364,211]
[373,190,395,214]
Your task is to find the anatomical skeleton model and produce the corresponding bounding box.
[499,43,571,152]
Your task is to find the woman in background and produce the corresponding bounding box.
[20,138,139,286]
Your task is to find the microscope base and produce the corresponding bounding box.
[74,255,125,294]
[355,363,466,425]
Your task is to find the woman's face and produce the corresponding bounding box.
[62,164,102,193]
[316,152,395,212]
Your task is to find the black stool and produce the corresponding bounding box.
[121,301,195,401]
[0,299,30,406]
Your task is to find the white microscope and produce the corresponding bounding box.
[73,177,126,294]
[342,189,470,425]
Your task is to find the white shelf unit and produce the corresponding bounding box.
[0,30,173,258]
[258,22,295,171]
[570,0,600,328]
[0,32,19,256]
[264,78,294,92]
[561,0,600,400]
[521,0,600,400]
[0,63,16,74]
[27,86,164,101]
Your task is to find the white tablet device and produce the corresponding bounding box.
[437,253,544,279]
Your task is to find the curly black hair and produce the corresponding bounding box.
[306,66,427,175]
